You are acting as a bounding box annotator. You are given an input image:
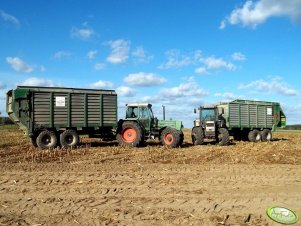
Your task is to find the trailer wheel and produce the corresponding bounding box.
[117,121,142,147]
[248,129,261,142]
[261,129,272,141]
[30,134,38,147]
[218,128,229,146]
[36,130,58,149]
[60,129,79,148]
[161,127,181,148]
[191,127,204,145]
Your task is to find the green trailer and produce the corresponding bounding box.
[217,100,286,141]
[6,86,118,148]
[7,86,184,148]
[192,99,286,145]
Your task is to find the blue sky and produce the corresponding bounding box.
[0,0,301,127]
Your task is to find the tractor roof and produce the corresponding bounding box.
[126,103,152,107]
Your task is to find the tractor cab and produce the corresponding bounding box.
[194,106,226,138]
[125,103,157,131]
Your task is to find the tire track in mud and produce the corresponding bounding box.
[0,164,300,225]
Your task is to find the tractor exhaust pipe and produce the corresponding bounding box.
[162,105,165,120]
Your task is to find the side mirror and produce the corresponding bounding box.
[194,108,197,114]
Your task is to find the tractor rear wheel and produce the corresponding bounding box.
[191,127,204,145]
[217,128,229,146]
[36,130,58,149]
[248,129,261,142]
[161,127,181,148]
[60,129,79,148]
[261,129,272,141]
[117,121,143,147]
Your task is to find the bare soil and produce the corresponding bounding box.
[0,127,300,225]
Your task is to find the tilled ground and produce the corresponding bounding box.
[0,127,300,225]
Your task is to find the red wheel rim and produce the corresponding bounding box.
[122,128,137,142]
[164,133,174,145]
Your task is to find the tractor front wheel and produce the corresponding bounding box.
[161,127,181,148]
[117,121,143,147]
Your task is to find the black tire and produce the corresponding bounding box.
[179,131,184,146]
[248,129,261,142]
[116,121,143,147]
[217,128,229,146]
[191,127,204,145]
[36,130,58,149]
[161,127,181,148]
[60,129,79,148]
[30,134,38,147]
[261,129,272,141]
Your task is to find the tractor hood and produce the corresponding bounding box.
[158,120,183,131]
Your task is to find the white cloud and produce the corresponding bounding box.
[6,57,34,73]
[94,63,105,70]
[221,0,301,29]
[18,77,55,87]
[132,46,153,63]
[71,27,95,40]
[0,10,20,26]
[0,82,6,89]
[215,92,245,101]
[160,77,208,98]
[53,51,72,59]
[124,72,166,86]
[89,80,114,89]
[195,67,209,75]
[106,39,130,64]
[238,77,298,96]
[231,52,246,61]
[116,86,136,97]
[203,57,236,71]
[87,50,98,59]
[159,49,194,69]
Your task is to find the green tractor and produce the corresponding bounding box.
[191,106,229,146]
[117,104,184,148]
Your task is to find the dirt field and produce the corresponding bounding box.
[0,127,300,225]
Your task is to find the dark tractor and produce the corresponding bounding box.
[191,106,229,146]
[117,104,184,148]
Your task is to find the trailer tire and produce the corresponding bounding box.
[161,127,181,148]
[261,129,272,141]
[218,128,229,146]
[60,129,79,148]
[36,130,58,149]
[117,121,142,147]
[248,129,261,142]
[191,127,204,145]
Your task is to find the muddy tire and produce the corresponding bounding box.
[191,127,204,145]
[179,131,184,146]
[117,121,142,147]
[60,129,79,148]
[30,134,38,147]
[36,130,58,149]
[217,128,229,146]
[248,129,261,142]
[261,129,272,141]
[161,127,181,148]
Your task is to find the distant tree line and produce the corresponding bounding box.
[284,125,301,130]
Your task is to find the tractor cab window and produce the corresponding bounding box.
[126,107,138,118]
[201,108,216,121]
[140,107,149,118]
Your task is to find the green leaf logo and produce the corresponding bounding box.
[267,206,298,224]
